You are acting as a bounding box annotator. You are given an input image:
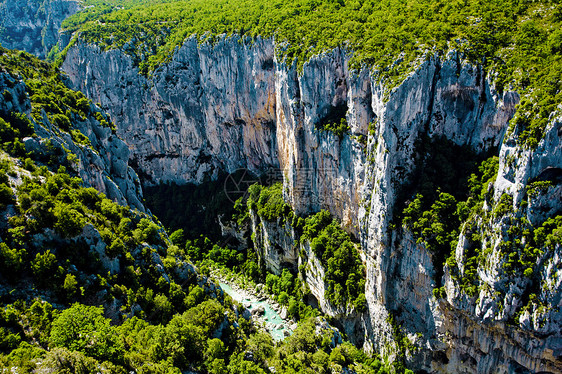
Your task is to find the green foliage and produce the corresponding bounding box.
[277,318,333,357]
[134,217,161,244]
[0,156,203,340]
[0,242,26,276]
[50,304,117,361]
[403,142,559,305]
[263,269,318,320]
[0,342,45,372]
[0,183,14,209]
[317,117,350,139]
[302,210,366,309]
[493,193,513,219]
[38,347,101,373]
[31,250,58,283]
[386,315,417,371]
[53,203,86,237]
[501,214,562,276]
[63,274,79,300]
[402,136,485,209]
[248,183,292,222]
[0,298,243,372]
[265,317,393,374]
[51,113,71,131]
[70,129,92,146]
[62,0,558,86]
[526,180,553,197]
[169,229,185,247]
[432,286,446,299]
[246,332,274,366]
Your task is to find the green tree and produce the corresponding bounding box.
[205,338,226,363]
[49,304,118,361]
[62,273,78,300]
[53,203,85,237]
[0,242,25,276]
[0,183,14,209]
[169,229,185,246]
[31,250,57,282]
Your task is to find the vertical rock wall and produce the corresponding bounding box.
[62,36,279,184]
[0,0,79,59]
[61,38,561,373]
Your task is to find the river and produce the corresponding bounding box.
[219,281,293,341]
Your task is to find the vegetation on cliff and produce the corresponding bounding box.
[0,46,406,373]
[61,0,562,146]
[401,136,561,326]
[245,184,367,312]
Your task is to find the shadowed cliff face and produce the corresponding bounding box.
[0,0,79,59]
[62,37,562,373]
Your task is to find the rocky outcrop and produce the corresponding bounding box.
[0,70,145,211]
[62,36,279,184]
[61,37,561,373]
[249,211,297,275]
[0,0,79,59]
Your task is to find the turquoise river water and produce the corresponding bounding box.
[219,282,291,341]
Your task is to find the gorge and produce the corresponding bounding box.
[0,0,561,372]
[60,35,561,373]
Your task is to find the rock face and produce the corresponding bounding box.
[0,70,145,212]
[0,0,79,59]
[248,211,298,276]
[62,36,279,184]
[62,37,561,373]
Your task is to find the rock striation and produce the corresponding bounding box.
[0,0,79,59]
[0,70,144,211]
[62,36,279,184]
[61,36,561,373]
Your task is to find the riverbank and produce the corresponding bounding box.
[211,270,297,341]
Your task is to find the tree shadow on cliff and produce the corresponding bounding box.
[392,135,497,287]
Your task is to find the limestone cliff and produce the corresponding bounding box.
[0,0,79,59]
[0,69,144,212]
[62,36,279,184]
[61,37,561,373]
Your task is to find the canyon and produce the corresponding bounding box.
[60,36,561,373]
[1,1,560,370]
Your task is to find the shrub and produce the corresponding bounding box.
[50,114,71,131]
[49,304,117,361]
[31,250,57,282]
[0,183,14,209]
[0,243,25,276]
[63,274,78,300]
[53,203,85,237]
